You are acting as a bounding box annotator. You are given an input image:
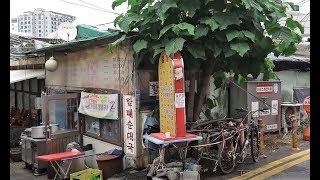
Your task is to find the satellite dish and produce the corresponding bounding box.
[57,22,77,41]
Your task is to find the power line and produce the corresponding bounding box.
[59,0,120,15]
[76,0,120,15]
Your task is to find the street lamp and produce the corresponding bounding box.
[45,56,58,72]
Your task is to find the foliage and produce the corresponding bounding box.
[111,0,303,87]
[205,97,218,119]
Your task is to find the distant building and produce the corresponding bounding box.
[11,8,76,38]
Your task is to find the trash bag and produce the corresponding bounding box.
[106,148,125,157]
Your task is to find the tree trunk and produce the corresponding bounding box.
[193,61,214,121]
[187,71,196,122]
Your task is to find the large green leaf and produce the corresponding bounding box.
[224,48,236,58]
[187,45,206,60]
[213,44,222,58]
[160,0,177,14]
[178,0,201,17]
[206,98,215,109]
[286,18,304,34]
[165,38,186,57]
[213,71,226,88]
[200,18,219,31]
[153,48,164,58]
[172,23,195,35]
[133,40,148,54]
[112,0,127,10]
[269,27,294,43]
[258,36,274,52]
[230,42,250,57]
[194,25,209,39]
[108,34,126,52]
[286,2,299,11]
[118,13,140,33]
[158,24,174,39]
[114,14,124,27]
[279,42,297,56]
[213,13,241,30]
[241,0,263,11]
[226,31,241,42]
[242,31,255,42]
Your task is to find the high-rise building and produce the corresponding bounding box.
[11,8,76,38]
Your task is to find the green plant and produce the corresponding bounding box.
[111,0,303,120]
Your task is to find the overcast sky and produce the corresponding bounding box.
[10,0,309,29]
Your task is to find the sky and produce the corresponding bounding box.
[10,0,128,29]
[10,0,309,29]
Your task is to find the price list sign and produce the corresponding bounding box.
[158,52,176,136]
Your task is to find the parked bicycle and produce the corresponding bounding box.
[218,108,267,174]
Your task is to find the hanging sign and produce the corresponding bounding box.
[123,95,136,156]
[78,92,118,119]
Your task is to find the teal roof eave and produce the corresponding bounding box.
[22,31,119,55]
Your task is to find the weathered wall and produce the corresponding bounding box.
[46,45,134,94]
[207,70,310,119]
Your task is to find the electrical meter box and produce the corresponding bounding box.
[230,81,281,133]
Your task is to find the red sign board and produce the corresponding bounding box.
[256,83,273,94]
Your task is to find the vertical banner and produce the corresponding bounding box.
[158,52,176,136]
[123,95,136,156]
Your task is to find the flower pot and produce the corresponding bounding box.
[10,148,22,162]
[303,127,310,141]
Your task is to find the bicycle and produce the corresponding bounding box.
[218,108,267,174]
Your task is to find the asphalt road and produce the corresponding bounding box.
[202,141,310,180]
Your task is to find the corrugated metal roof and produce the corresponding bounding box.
[10,69,45,84]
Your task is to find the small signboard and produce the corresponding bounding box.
[256,83,273,94]
[123,95,136,156]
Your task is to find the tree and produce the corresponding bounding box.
[111,0,303,121]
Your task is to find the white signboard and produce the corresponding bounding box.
[252,101,259,117]
[256,85,273,94]
[259,109,271,116]
[175,93,185,108]
[271,100,278,115]
[78,92,119,119]
[123,95,136,156]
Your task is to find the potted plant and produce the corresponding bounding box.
[10,147,22,162]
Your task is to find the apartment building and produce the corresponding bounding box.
[11,8,76,38]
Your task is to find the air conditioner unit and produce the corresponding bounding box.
[280,103,303,133]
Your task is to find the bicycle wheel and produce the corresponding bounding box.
[218,139,236,174]
[250,125,260,162]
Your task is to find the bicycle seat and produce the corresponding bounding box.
[229,118,243,124]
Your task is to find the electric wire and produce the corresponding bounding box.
[76,0,120,15]
[59,0,120,15]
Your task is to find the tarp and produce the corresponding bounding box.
[76,24,111,40]
[10,69,45,84]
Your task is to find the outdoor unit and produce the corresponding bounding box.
[280,103,303,133]
[229,80,282,133]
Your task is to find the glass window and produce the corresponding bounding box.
[24,93,30,110]
[48,100,67,129]
[10,83,15,90]
[23,80,29,92]
[85,116,100,136]
[10,91,15,108]
[30,79,38,92]
[17,92,23,110]
[16,82,22,90]
[30,95,36,109]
